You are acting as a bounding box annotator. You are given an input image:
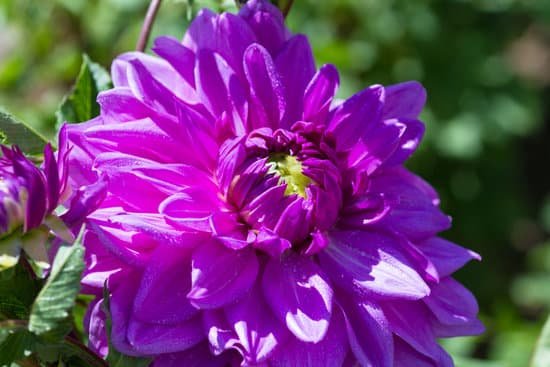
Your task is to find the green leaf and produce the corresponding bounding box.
[531,315,550,367]
[28,242,84,340]
[0,260,41,320]
[55,54,111,127]
[0,108,48,155]
[103,287,151,367]
[0,329,35,367]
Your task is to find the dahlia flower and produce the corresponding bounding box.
[68,0,483,365]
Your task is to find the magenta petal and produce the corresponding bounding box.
[244,43,286,130]
[195,49,247,133]
[85,298,108,358]
[109,271,142,356]
[320,230,430,300]
[133,245,198,324]
[152,36,196,86]
[262,254,333,343]
[183,10,256,77]
[383,81,427,120]
[275,34,315,129]
[342,301,393,367]
[188,241,258,308]
[127,315,204,354]
[224,285,288,363]
[303,64,339,123]
[271,307,348,367]
[43,144,60,212]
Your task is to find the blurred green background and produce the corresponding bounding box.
[1,0,549,365]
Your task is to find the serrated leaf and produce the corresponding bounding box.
[0,108,48,155]
[28,243,84,339]
[33,336,108,367]
[0,329,35,367]
[103,287,151,367]
[0,260,41,320]
[55,54,111,127]
[531,315,550,367]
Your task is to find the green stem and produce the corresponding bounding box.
[136,0,163,52]
[63,335,109,367]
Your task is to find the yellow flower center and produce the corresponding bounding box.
[267,153,311,198]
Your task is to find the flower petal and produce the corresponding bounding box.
[188,240,258,308]
[419,237,481,277]
[383,81,426,120]
[133,245,198,324]
[320,230,430,300]
[270,307,348,367]
[225,285,289,363]
[303,64,339,123]
[275,34,316,129]
[127,315,204,354]
[326,85,385,151]
[342,300,393,367]
[262,254,333,343]
[239,0,289,55]
[244,43,286,130]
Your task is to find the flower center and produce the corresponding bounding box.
[267,153,311,198]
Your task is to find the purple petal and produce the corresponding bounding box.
[394,337,453,367]
[319,230,430,300]
[11,147,47,230]
[424,277,485,337]
[303,64,339,123]
[126,316,204,354]
[83,118,184,164]
[419,237,481,277]
[262,254,333,343]
[188,241,258,308]
[244,43,286,130]
[183,10,256,77]
[270,307,348,367]
[224,285,289,363]
[383,81,426,120]
[43,144,60,212]
[152,36,196,86]
[341,300,393,367]
[326,85,385,151]
[346,118,406,175]
[113,53,197,108]
[86,220,152,268]
[61,175,107,229]
[370,168,451,240]
[382,301,440,360]
[108,271,142,356]
[239,0,290,55]
[133,245,198,324]
[195,49,248,135]
[383,118,425,167]
[275,34,316,129]
[152,342,240,367]
[85,298,108,358]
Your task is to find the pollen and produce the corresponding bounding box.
[267,153,312,198]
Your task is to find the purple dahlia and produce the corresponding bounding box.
[0,139,80,268]
[68,1,483,365]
